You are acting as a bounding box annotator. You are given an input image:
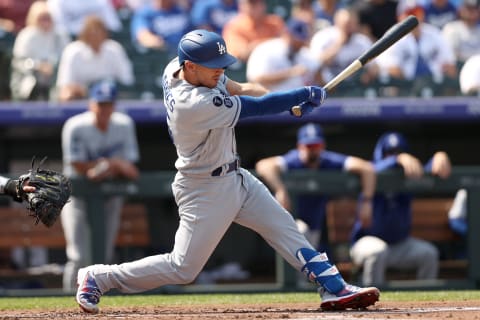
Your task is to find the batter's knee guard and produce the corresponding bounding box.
[296,248,345,294]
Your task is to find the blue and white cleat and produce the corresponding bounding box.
[319,283,380,311]
[76,267,102,314]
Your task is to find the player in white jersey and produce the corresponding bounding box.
[61,80,140,291]
[75,29,380,314]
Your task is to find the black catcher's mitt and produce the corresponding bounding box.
[6,157,72,227]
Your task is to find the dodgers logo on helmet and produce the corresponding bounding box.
[217,42,226,55]
[178,29,237,69]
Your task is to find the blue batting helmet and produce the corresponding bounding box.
[373,132,409,161]
[178,29,237,69]
[297,123,325,145]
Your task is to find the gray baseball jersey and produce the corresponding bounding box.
[164,58,241,175]
[62,111,139,177]
[86,58,314,294]
[61,110,139,290]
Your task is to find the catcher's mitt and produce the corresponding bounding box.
[14,157,71,227]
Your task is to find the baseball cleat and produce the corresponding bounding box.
[319,284,380,311]
[76,267,102,314]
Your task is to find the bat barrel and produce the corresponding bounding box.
[358,15,419,65]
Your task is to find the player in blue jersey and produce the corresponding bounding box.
[255,123,376,254]
[350,131,451,287]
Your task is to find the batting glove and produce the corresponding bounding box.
[289,101,315,117]
[306,86,327,106]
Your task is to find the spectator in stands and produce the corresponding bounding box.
[291,0,344,34]
[350,131,451,287]
[60,80,140,291]
[190,0,238,34]
[354,0,398,41]
[309,8,378,95]
[442,0,480,65]
[0,0,36,99]
[130,0,191,56]
[375,2,458,96]
[55,15,134,101]
[222,0,285,62]
[0,0,36,34]
[459,54,480,95]
[423,0,458,30]
[312,0,344,29]
[46,0,122,37]
[10,1,69,101]
[246,19,320,91]
[290,0,316,32]
[122,0,151,11]
[255,123,376,252]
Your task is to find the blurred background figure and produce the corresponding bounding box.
[309,7,378,96]
[10,1,69,101]
[442,0,480,66]
[290,0,316,33]
[60,80,140,291]
[222,0,285,62]
[448,189,467,237]
[246,18,319,91]
[130,0,191,56]
[448,188,467,258]
[291,0,345,34]
[375,1,458,96]
[47,0,122,38]
[423,0,458,30]
[459,53,480,95]
[55,15,134,101]
[350,131,451,287]
[255,123,375,253]
[190,0,238,34]
[0,0,37,100]
[312,0,344,29]
[354,0,398,41]
[121,0,152,11]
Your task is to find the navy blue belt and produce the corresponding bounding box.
[211,159,239,176]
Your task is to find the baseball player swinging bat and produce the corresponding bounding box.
[292,15,419,117]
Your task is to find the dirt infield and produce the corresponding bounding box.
[2,300,480,319]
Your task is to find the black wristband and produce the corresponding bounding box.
[4,179,21,202]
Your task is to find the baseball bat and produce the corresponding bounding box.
[291,15,419,117]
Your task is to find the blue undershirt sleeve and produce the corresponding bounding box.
[424,157,434,173]
[238,87,309,119]
[374,155,399,172]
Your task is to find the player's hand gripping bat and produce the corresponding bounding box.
[291,15,419,117]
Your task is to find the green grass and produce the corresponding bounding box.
[0,291,479,310]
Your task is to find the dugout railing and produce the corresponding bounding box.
[66,167,480,293]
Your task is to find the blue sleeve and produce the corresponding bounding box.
[131,8,150,39]
[239,87,309,119]
[373,155,398,172]
[424,157,434,173]
[449,218,467,236]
